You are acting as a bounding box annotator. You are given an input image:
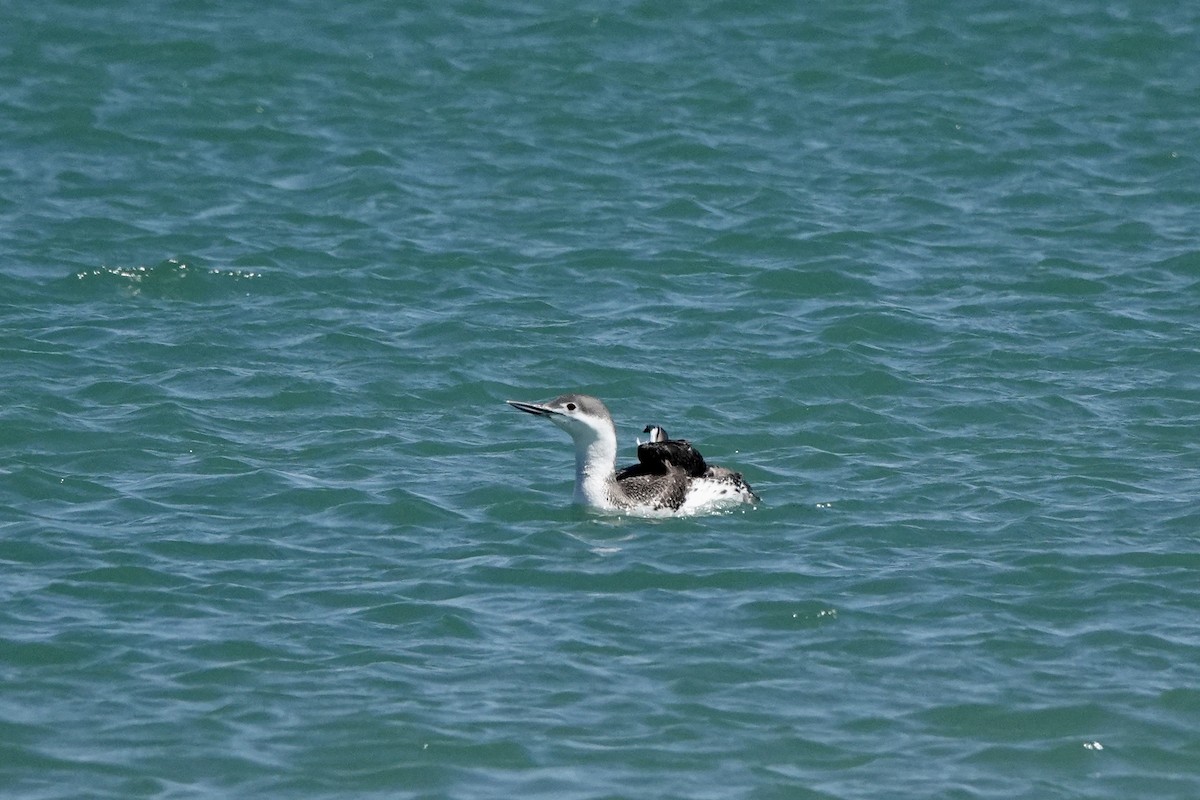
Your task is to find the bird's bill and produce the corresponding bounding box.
[506,400,558,417]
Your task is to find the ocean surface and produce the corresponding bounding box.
[3,1,1199,797]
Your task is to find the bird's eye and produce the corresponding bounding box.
[566,403,576,411]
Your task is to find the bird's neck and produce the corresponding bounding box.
[573,428,619,509]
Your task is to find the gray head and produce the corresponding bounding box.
[506,393,616,444]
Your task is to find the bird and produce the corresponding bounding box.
[506,393,759,515]
[641,424,669,444]
[629,424,709,477]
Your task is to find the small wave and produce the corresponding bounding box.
[70,258,263,299]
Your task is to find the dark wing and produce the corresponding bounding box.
[615,460,650,481]
[614,446,666,481]
[636,439,708,477]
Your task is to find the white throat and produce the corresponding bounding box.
[571,426,619,509]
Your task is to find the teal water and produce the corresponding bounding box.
[3,1,1200,797]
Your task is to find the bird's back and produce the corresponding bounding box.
[614,432,755,513]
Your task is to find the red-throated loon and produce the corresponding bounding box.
[506,394,759,515]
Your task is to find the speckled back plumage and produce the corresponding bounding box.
[610,466,691,512]
[614,432,754,511]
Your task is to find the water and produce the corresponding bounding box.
[3,1,1200,797]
